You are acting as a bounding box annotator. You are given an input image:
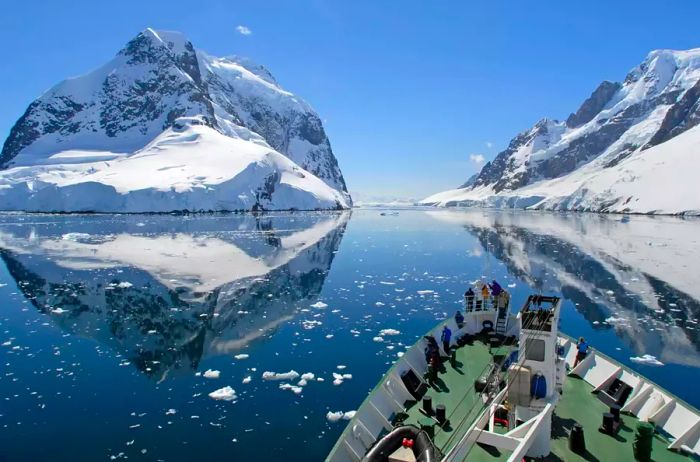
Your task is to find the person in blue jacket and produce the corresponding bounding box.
[454,310,465,329]
[441,325,452,355]
[573,337,589,367]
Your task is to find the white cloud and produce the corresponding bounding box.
[485,141,494,149]
[469,153,486,165]
[236,25,252,36]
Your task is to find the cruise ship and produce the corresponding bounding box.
[325,291,700,462]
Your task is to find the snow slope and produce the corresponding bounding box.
[0,28,350,212]
[424,124,700,214]
[422,48,700,215]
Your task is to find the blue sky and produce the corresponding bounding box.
[2,0,700,200]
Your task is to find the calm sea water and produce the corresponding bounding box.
[0,208,698,461]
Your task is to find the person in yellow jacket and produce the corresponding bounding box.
[481,283,490,305]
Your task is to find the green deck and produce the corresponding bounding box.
[401,340,496,455]
[401,340,694,462]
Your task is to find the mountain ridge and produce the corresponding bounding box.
[421,46,700,215]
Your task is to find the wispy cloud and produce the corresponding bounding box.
[485,141,494,149]
[469,153,486,165]
[236,25,252,36]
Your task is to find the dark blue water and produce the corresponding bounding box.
[0,209,698,461]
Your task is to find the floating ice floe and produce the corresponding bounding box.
[242,376,252,384]
[605,316,628,326]
[326,410,357,422]
[417,290,435,295]
[51,308,69,314]
[310,301,328,309]
[165,409,177,415]
[507,283,516,288]
[375,302,385,307]
[203,369,220,379]
[262,370,300,381]
[234,354,249,360]
[630,354,664,366]
[208,386,237,401]
[279,383,303,394]
[379,328,400,336]
[332,372,353,386]
[61,232,91,241]
[117,281,133,289]
[301,320,322,330]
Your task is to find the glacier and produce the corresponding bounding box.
[0,28,350,212]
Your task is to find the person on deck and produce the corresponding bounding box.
[573,337,589,367]
[441,325,452,355]
[464,287,475,311]
[497,290,510,312]
[481,283,490,309]
[489,280,503,297]
[455,310,465,329]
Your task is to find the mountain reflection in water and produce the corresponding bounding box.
[429,210,700,367]
[0,212,349,381]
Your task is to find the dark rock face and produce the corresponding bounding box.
[0,102,43,166]
[470,119,554,193]
[202,69,349,194]
[645,79,700,148]
[566,81,621,128]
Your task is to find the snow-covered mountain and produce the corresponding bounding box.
[422,48,700,215]
[0,28,350,212]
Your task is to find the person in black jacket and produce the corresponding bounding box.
[464,287,475,311]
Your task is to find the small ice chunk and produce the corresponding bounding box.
[379,329,400,336]
[262,370,300,381]
[301,372,315,381]
[279,383,303,394]
[117,282,133,289]
[630,354,664,366]
[208,386,237,401]
[61,232,91,241]
[373,336,384,342]
[165,409,177,415]
[203,369,220,379]
[417,290,435,295]
[310,301,328,309]
[51,308,68,314]
[234,354,249,360]
[326,410,357,422]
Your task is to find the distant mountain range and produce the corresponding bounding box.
[422,48,700,215]
[0,28,350,212]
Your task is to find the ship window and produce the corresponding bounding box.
[525,339,545,362]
